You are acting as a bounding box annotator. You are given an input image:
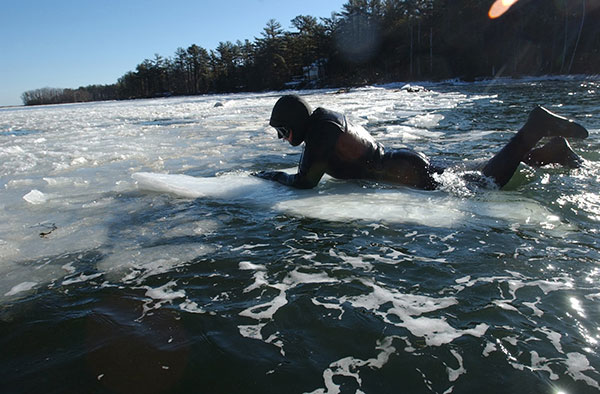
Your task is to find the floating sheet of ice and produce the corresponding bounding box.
[132,171,572,231]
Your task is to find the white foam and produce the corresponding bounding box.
[523,297,544,317]
[329,250,373,270]
[242,267,269,294]
[311,298,345,320]
[565,352,600,389]
[482,341,497,357]
[61,273,102,286]
[238,323,267,340]
[141,281,187,317]
[239,284,288,321]
[179,299,205,314]
[309,277,489,350]
[343,279,488,347]
[535,327,564,354]
[401,315,488,347]
[237,268,340,348]
[530,351,559,381]
[451,273,574,300]
[145,281,186,301]
[239,261,266,271]
[446,349,466,382]
[492,299,519,312]
[308,336,397,394]
[283,270,337,286]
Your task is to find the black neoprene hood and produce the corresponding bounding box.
[269,95,312,146]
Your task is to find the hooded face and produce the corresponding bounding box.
[269,95,312,146]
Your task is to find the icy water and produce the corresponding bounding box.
[1,78,599,394]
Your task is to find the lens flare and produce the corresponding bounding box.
[488,0,520,19]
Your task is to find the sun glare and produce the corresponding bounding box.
[488,0,520,19]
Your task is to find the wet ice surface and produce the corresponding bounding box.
[1,79,600,393]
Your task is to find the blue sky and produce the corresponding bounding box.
[0,0,346,106]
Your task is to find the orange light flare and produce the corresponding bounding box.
[488,0,520,19]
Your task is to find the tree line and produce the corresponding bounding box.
[22,0,599,105]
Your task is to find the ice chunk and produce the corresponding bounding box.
[23,189,47,204]
[5,281,37,296]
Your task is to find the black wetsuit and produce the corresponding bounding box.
[263,108,438,190]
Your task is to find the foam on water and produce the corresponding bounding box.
[308,336,397,394]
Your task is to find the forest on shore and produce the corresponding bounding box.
[21,0,599,106]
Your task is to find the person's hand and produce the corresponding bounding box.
[251,171,277,180]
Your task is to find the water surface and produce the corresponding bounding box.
[1,78,599,393]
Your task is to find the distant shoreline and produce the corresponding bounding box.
[9,74,600,109]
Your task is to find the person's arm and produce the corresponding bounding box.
[255,120,339,189]
[254,150,326,189]
[254,140,328,189]
[254,167,322,189]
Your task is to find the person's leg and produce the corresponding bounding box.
[523,136,583,168]
[482,106,588,187]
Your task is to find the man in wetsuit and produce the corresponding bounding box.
[254,95,588,190]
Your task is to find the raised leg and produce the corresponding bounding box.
[523,136,583,168]
[482,106,588,187]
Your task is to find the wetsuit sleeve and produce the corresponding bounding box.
[275,120,340,189]
[254,127,334,189]
[254,148,326,189]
